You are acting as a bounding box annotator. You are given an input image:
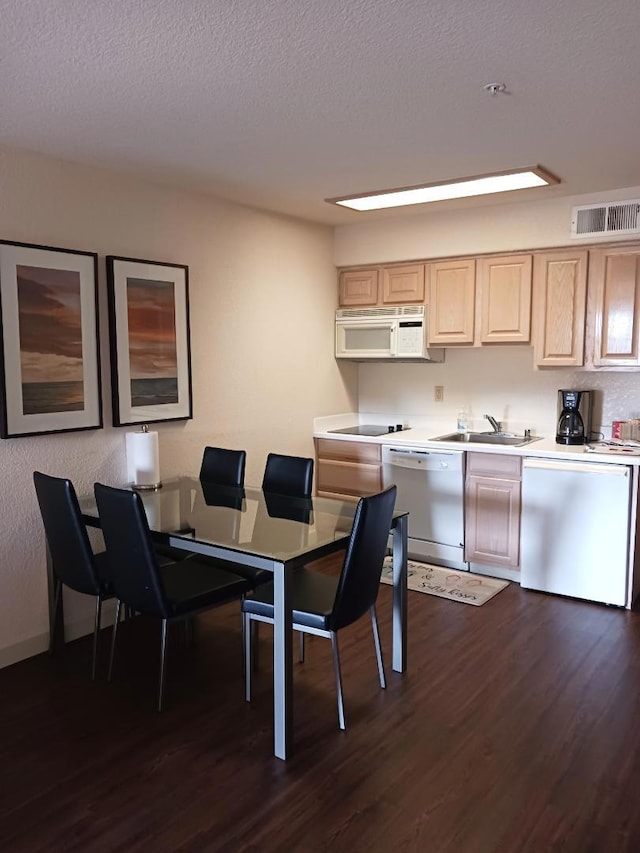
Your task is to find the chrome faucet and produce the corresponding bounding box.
[484,414,503,434]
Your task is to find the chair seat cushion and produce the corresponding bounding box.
[160,557,251,617]
[154,543,191,563]
[242,568,338,631]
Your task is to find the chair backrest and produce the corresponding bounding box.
[199,447,246,487]
[94,482,169,617]
[33,471,101,597]
[329,486,397,632]
[262,453,314,498]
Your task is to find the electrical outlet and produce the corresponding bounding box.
[434,385,444,402]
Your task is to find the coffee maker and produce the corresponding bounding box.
[556,389,592,445]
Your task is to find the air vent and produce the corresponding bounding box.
[571,200,640,237]
[336,305,424,319]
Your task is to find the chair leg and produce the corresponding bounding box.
[91,596,103,681]
[243,613,252,702]
[330,632,346,731]
[370,605,386,689]
[108,600,122,682]
[158,619,169,712]
[48,578,62,655]
[299,632,305,663]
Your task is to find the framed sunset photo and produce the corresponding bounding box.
[0,240,102,438]
[106,256,192,427]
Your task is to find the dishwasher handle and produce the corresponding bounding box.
[382,445,464,471]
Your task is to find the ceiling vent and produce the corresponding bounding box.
[571,200,640,237]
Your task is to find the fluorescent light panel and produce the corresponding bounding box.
[327,166,560,211]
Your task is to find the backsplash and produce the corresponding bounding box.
[357,346,640,440]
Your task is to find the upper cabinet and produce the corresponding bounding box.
[477,254,532,344]
[532,250,588,368]
[427,254,532,346]
[585,245,640,368]
[427,258,476,344]
[338,268,379,307]
[381,263,425,304]
[338,263,424,307]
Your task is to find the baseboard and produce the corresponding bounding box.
[0,599,118,670]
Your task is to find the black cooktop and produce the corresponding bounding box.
[329,424,406,436]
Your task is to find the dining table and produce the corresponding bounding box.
[72,477,409,760]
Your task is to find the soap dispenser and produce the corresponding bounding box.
[457,409,468,433]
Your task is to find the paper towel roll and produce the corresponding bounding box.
[126,429,160,488]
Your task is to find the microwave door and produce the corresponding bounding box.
[336,321,393,358]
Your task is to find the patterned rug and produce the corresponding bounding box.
[381,557,509,606]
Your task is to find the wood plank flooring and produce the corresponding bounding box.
[2,555,640,852]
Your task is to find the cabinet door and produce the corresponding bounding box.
[465,474,521,568]
[478,255,532,343]
[382,264,425,304]
[427,259,476,344]
[586,246,640,367]
[532,250,588,367]
[338,269,379,307]
[314,439,382,499]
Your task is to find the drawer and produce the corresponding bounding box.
[316,459,382,498]
[466,452,522,479]
[315,438,381,465]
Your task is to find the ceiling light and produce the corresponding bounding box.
[326,166,560,212]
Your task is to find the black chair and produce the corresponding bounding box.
[261,453,314,498]
[199,446,246,487]
[242,485,397,730]
[94,482,251,711]
[33,471,115,680]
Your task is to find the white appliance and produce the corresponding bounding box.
[520,458,631,606]
[335,306,444,361]
[382,445,465,568]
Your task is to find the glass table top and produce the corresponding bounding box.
[80,477,385,563]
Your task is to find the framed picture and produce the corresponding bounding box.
[106,256,193,427]
[0,239,102,439]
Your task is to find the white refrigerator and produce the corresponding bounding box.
[520,458,631,606]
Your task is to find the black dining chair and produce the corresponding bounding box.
[199,446,246,487]
[156,447,247,564]
[262,453,314,498]
[242,485,397,730]
[33,471,115,680]
[94,482,251,711]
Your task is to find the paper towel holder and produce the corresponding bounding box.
[129,424,163,491]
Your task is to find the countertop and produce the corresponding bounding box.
[313,417,640,467]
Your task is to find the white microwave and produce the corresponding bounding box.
[335,305,444,361]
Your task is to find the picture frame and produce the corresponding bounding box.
[0,239,102,439]
[106,256,193,427]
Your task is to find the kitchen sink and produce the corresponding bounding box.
[430,431,542,447]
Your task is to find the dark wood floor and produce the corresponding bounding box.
[2,556,640,852]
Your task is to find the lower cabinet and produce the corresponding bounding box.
[314,438,382,500]
[464,453,522,569]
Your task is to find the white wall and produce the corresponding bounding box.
[0,144,357,667]
[335,186,640,437]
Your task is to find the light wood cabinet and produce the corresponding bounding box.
[427,258,476,344]
[338,268,379,307]
[381,263,425,304]
[532,250,588,367]
[478,254,532,343]
[314,438,382,500]
[338,264,425,307]
[464,453,522,569]
[585,245,640,368]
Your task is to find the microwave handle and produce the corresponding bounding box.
[389,323,397,357]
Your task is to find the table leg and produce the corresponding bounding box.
[272,560,292,759]
[391,515,408,673]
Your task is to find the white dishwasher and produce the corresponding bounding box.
[382,445,466,568]
[520,457,631,606]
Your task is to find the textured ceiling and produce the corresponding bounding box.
[2,0,640,224]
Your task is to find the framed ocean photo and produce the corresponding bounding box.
[0,240,102,438]
[106,256,192,426]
